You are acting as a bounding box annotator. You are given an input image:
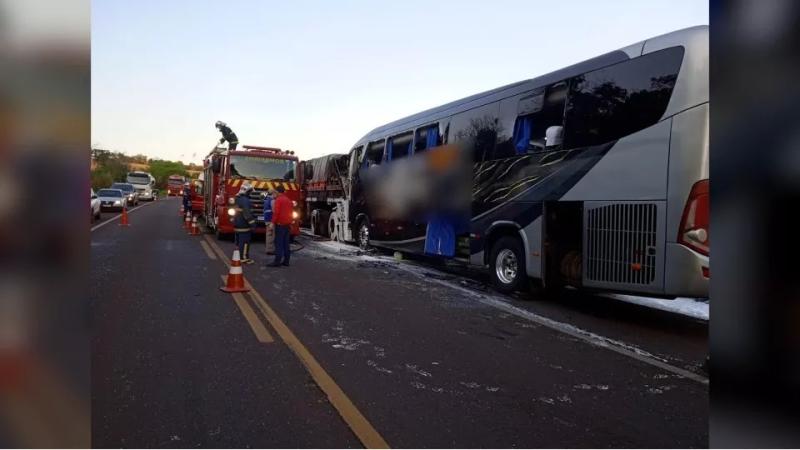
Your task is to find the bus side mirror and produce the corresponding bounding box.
[304,164,313,180]
[212,157,221,174]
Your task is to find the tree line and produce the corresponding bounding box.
[91,149,199,190]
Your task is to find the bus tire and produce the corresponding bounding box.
[357,217,370,250]
[489,236,528,294]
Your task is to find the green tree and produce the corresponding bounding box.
[148,159,189,189]
[91,169,114,190]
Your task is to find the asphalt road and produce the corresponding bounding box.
[90,197,708,448]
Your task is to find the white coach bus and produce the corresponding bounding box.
[317,26,708,298]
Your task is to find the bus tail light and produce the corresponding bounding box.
[678,179,709,257]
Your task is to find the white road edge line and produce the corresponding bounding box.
[90,201,153,232]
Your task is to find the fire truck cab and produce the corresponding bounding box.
[167,175,186,196]
[202,145,301,240]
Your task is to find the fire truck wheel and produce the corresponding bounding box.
[215,228,232,241]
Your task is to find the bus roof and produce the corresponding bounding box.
[356,25,707,144]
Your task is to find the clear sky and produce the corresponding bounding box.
[91,0,708,164]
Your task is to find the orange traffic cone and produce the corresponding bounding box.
[184,211,192,229]
[189,215,200,236]
[119,207,130,227]
[220,250,249,293]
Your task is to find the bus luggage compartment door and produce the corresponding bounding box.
[582,201,666,294]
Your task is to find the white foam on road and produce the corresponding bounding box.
[303,230,709,321]
[300,233,709,384]
[604,294,708,321]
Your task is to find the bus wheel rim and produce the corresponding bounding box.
[496,249,517,284]
[360,224,369,248]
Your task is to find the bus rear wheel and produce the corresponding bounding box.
[358,218,370,250]
[489,236,528,294]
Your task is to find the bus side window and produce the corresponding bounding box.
[349,145,364,177]
[414,123,441,154]
[512,82,567,154]
[450,103,500,163]
[387,131,413,161]
[564,46,684,149]
[363,140,385,168]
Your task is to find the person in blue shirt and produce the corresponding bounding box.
[232,183,255,264]
[262,189,275,255]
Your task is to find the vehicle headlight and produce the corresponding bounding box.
[292,200,298,207]
[228,197,235,205]
[227,208,236,216]
[292,210,299,219]
[114,200,121,205]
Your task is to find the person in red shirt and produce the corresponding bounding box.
[268,185,293,267]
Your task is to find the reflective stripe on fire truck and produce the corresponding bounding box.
[225,180,298,190]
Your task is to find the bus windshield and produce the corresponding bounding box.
[229,155,296,181]
[168,177,184,186]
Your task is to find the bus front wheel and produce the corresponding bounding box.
[489,236,528,294]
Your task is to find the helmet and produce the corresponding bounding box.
[238,182,252,195]
[215,120,226,128]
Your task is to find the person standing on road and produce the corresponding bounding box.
[268,185,292,267]
[182,182,192,214]
[215,121,239,150]
[233,183,255,264]
[262,189,275,255]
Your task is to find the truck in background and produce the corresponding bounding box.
[298,154,352,241]
[167,175,186,196]
[126,171,157,201]
[202,145,302,240]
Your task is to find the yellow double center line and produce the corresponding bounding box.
[201,235,389,449]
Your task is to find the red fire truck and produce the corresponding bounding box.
[167,175,186,196]
[202,145,302,240]
[189,175,205,215]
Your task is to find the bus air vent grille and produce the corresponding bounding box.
[585,203,657,285]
